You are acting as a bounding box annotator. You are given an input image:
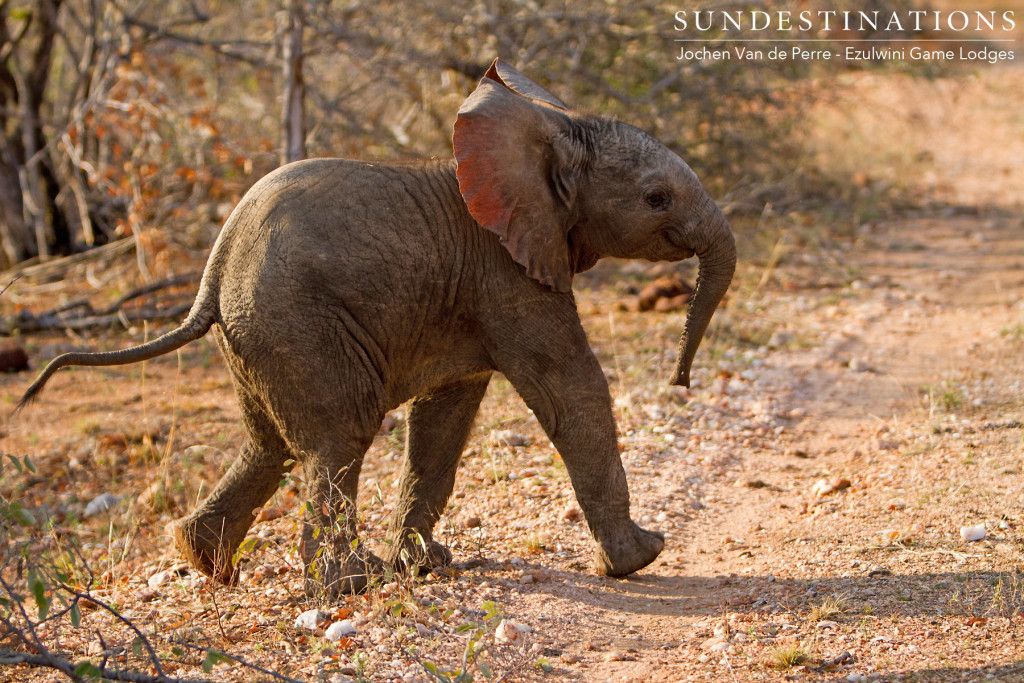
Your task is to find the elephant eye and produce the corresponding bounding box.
[644,189,671,211]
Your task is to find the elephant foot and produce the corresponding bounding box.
[168,516,239,584]
[381,533,452,574]
[303,547,385,596]
[593,522,664,577]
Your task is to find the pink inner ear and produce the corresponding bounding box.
[453,113,514,238]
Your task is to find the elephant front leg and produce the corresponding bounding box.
[490,317,663,577]
[545,392,664,577]
[383,373,492,572]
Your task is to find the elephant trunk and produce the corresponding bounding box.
[670,207,736,387]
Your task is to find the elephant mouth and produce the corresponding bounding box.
[661,227,695,260]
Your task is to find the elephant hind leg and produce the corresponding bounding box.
[272,377,387,596]
[383,373,491,572]
[297,447,383,596]
[169,388,294,583]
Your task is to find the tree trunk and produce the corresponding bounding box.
[0,158,34,268]
[280,0,306,165]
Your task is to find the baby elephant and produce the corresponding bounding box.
[21,59,735,594]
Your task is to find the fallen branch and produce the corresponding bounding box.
[43,273,199,318]
[2,302,194,335]
[1,273,199,335]
[0,571,309,683]
[0,237,137,283]
[0,650,212,683]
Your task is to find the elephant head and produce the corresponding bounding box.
[453,59,736,387]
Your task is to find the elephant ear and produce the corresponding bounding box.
[453,59,579,292]
[483,59,568,111]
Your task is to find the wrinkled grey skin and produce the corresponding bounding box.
[20,60,735,595]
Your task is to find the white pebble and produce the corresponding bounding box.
[324,620,357,641]
[85,493,121,517]
[147,569,176,589]
[811,479,833,498]
[491,430,529,447]
[294,609,328,631]
[494,619,530,645]
[848,358,870,373]
[960,525,986,542]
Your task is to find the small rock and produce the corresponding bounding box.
[519,574,535,585]
[602,650,630,662]
[329,675,354,683]
[135,587,160,602]
[253,505,287,523]
[84,493,121,517]
[700,637,727,651]
[830,476,852,492]
[848,358,870,373]
[147,565,189,589]
[960,525,986,542]
[812,476,851,498]
[325,620,358,641]
[561,505,583,523]
[294,609,329,631]
[823,650,855,666]
[811,479,832,498]
[876,528,903,545]
[491,430,529,447]
[0,346,29,373]
[494,619,530,645]
[560,653,581,664]
[735,478,767,489]
[379,414,400,434]
[817,620,840,630]
[768,330,794,348]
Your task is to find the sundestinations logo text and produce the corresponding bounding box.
[672,8,1018,64]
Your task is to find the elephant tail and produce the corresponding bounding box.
[16,290,218,413]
